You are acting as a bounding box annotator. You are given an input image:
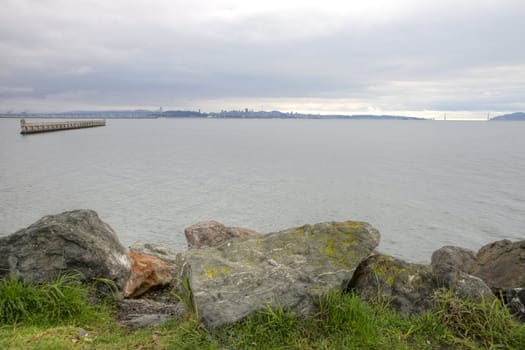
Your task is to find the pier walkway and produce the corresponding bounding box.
[20,119,106,134]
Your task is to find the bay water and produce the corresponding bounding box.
[1,118,524,262]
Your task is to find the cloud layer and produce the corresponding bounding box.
[1,0,524,118]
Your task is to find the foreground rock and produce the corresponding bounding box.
[432,240,525,291]
[0,210,131,290]
[470,240,525,290]
[431,246,477,273]
[182,221,380,329]
[184,220,257,249]
[117,298,185,329]
[129,241,187,292]
[432,240,525,320]
[348,254,494,315]
[502,288,525,322]
[124,251,173,298]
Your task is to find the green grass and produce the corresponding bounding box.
[436,290,525,349]
[1,274,525,349]
[0,273,110,326]
[216,292,449,349]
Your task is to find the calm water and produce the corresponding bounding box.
[1,118,524,262]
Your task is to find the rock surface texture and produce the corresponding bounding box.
[124,251,173,298]
[182,221,380,329]
[432,240,525,320]
[348,254,494,315]
[184,220,257,249]
[117,298,185,329]
[5,208,523,328]
[469,240,525,290]
[129,241,180,265]
[432,240,525,290]
[503,288,525,322]
[0,210,131,290]
[129,241,187,291]
[431,246,477,273]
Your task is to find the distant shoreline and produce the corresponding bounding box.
[1,110,523,121]
[0,111,426,121]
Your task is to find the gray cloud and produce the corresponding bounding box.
[1,0,524,117]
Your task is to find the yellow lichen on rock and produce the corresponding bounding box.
[320,239,338,255]
[201,266,231,280]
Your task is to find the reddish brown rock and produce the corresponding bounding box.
[124,251,173,298]
[184,220,257,249]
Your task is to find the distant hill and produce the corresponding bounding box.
[330,114,425,120]
[0,110,157,119]
[490,112,525,121]
[156,110,204,118]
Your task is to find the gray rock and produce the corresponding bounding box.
[470,239,525,290]
[184,220,257,249]
[117,298,185,329]
[129,241,181,265]
[501,288,525,322]
[431,245,477,273]
[120,314,172,329]
[432,240,525,321]
[182,221,380,329]
[0,210,130,291]
[348,254,494,315]
[432,263,494,302]
[348,254,436,314]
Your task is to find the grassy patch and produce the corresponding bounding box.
[1,274,525,349]
[216,292,448,349]
[436,290,525,349]
[0,273,110,326]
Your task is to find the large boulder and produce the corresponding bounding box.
[432,240,525,290]
[348,254,494,315]
[470,240,525,290]
[182,221,380,329]
[432,240,525,321]
[124,251,173,298]
[184,220,257,249]
[348,254,435,314]
[0,210,131,290]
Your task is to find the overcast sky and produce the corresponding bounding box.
[1,0,524,118]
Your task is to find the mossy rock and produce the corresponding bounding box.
[182,221,380,329]
[348,254,495,315]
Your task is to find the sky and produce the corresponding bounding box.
[1,0,524,119]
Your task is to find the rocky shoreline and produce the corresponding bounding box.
[1,209,524,329]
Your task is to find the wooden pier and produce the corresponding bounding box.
[20,119,106,134]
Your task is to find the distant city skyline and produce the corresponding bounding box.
[3,107,518,121]
[1,0,524,120]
